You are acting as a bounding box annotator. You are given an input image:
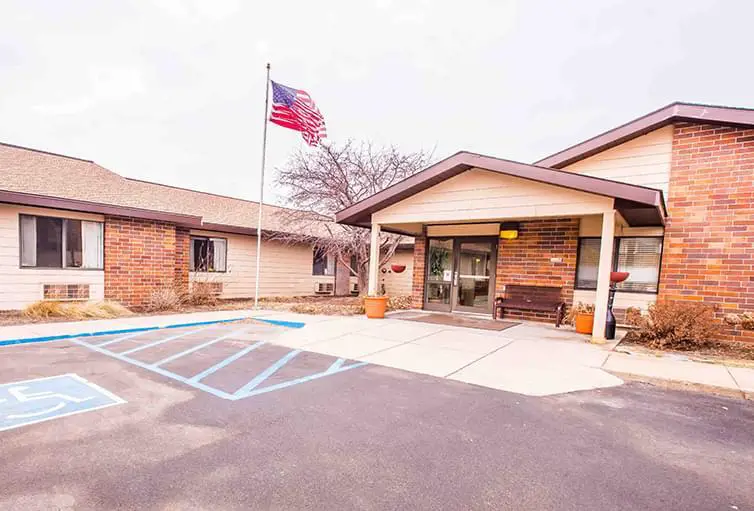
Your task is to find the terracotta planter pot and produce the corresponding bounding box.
[574,312,594,334]
[390,264,406,273]
[364,296,389,319]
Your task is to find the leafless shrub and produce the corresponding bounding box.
[145,288,184,312]
[624,306,643,326]
[186,282,220,306]
[626,301,721,350]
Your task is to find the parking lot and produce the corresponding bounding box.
[1,318,753,510]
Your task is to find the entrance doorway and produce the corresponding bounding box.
[424,237,497,314]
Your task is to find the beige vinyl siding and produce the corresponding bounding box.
[426,223,500,237]
[189,230,333,298]
[563,125,673,196]
[382,250,413,296]
[0,204,105,310]
[373,168,614,225]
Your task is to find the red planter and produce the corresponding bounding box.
[390,264,406,273]
[610,271,629,283]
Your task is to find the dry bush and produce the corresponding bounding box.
[624,307,643,326]
[626,301,721,350]
[145,288,184,312]
[23,300,132,320]
[186,282,219,306]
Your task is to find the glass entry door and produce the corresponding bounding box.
[454,239,495,313]
[424,237,497,314]
[425,238,454,312]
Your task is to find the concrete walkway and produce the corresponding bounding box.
[1,309,752,397]
[253,310,754,397]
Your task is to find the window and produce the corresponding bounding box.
[312,248,335,276]
[614,237,663,293]
[575,237,663,293]
[349,255,357,277]
[575,238,601,290]
[20,215,103,269]
[190,237,227,272]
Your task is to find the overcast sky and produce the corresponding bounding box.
[1,0,752,206]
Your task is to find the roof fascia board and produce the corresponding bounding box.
[0,190,203,227]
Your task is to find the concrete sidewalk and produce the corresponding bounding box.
[255,310,754,398]
[2,309,752,398]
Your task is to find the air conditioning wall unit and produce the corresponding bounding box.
[314,282,334,295]
[350,282,359,295]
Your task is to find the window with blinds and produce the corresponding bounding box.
[575,237,662,293]
[614,237,663,293]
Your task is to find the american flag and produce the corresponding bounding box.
[269,80,327,147]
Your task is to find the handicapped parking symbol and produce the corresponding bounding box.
[0,374,124,432]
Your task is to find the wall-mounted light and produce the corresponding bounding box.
[499,222,520,240]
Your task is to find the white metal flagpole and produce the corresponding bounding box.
[254,63,271,309]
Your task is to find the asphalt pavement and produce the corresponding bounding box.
[0,326,751,510]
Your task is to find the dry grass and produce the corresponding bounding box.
[22,300,132,320]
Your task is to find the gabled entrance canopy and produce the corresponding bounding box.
[335,151,666,233]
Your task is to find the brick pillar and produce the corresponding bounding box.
[104,216,179,309]
[411,236,426,308]
[660,122,754,343]
[174,227,190,293]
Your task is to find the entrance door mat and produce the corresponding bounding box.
[391,312,519,331]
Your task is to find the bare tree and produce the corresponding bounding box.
[270,140,430,295]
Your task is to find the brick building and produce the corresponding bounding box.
[0,142,412,310]
[337,102,754,343]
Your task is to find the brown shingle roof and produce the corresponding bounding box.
[0,141,330,235]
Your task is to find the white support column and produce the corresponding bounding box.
[592,209,616,343]
[367,222,381,296]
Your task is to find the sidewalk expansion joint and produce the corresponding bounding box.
[443,339,516,378]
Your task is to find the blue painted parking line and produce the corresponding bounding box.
[0,317,247,347]
[189,341,266,383]
[119,325,216,355]
[0,374,124,432]
[71,324,368,401]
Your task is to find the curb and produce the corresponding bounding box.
[0,317,248,348]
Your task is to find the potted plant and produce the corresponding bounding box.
[568,302,595,334]
[364,292,388,319]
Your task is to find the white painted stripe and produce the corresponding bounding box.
[119,325,216,355]
[189,341,265,382]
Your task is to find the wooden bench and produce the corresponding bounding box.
[493,285,566,327]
